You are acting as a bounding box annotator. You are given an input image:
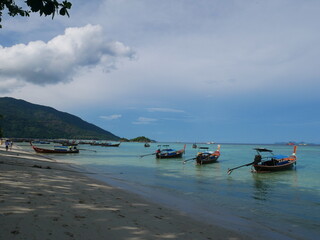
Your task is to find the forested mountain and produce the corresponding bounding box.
[0,97,120,140]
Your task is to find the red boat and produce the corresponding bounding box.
[32,145,79,154]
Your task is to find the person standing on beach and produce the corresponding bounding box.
[5,140,9,151]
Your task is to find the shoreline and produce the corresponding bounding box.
[88,164,301,240]
[0,146,253,240]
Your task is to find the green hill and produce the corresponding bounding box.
[129,136,154,142]
[0,97,120,140]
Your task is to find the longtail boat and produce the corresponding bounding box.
[90,142,120,147]
[252,146,297,172]
[100,142,120,147]
[156,144,186,159]
[196,145,221,165]
[31,144,79,154]
[228,146,297,175]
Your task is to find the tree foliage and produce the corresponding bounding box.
[0,97,120,140]
[130,136,153,142]
[0,0,72,28]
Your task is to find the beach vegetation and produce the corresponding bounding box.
[129,136,153,143]
[0,0,72,28]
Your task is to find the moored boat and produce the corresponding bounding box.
[90,142,121,147]
[61,140,78,146]
[196,145,221,165]
[101,142,120,147]
[32,140,51,144]
[32,145,79,154]
[252,146,297,172]
[156,145,186,159]
[227,146,297,175]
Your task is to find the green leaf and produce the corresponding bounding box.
[26,0,43,12]
[43,2,55,16]
[59,8,66,16]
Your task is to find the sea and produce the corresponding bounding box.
[18,142,319,240]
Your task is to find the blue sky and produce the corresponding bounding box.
[0,0,320,143]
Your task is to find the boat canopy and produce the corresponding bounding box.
[254,148,273,152]
[201,151,214,154]
[273,155,289,160]
[162,148,175,152]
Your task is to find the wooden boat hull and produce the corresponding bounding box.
[196,145,221,165]
[100,143,120,147]
[155,145,186,159]
[227,146,297,175]
[156,150,184,159]
[253,160,296,172]
[196,155,219,165]
[90,143,120,147]
[32,146,79,154]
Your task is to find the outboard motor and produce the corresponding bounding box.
[254,155,262,164]
[156,149,161,158]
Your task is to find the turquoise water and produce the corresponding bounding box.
[20,142,319,239]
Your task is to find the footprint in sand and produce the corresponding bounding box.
[65,232,74,237]
[11,230,20,235]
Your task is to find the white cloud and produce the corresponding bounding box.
[3,1,320,104]
[133,117,157,125]
[0,24,135,88]
[100,114,122,120]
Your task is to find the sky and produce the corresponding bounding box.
[0,0,320,144]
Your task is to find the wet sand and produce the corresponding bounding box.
[0,145,252,240]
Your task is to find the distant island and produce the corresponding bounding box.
[121,136,155,143]
[274,141,315,146]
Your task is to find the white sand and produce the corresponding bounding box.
[0,145,252,240]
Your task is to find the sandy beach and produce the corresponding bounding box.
[0,145,252,240]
